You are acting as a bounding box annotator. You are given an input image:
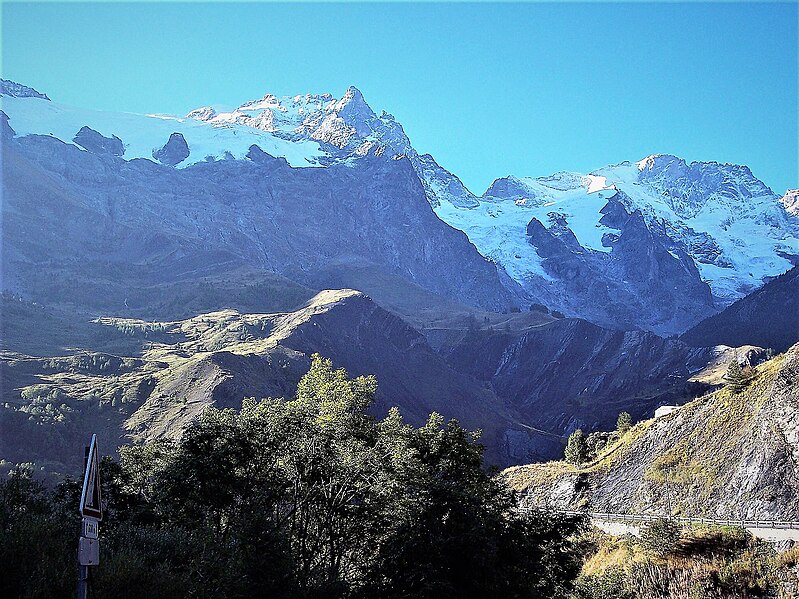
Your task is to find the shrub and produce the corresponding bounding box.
[640,519,683,557]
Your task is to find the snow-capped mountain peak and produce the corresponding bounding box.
[782,189,799,216]
[186,86,384,149]
[435,153,798,333]
[3,79,797,335]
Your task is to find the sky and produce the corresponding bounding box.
[2,1,797,194]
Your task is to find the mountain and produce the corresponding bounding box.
[0,289,550,474]
[681,265,799,352]
[503,342,799,519]
[440,156,798,334]
[4,83,796,335]
[184,87,481,210]
[1,123,518,316]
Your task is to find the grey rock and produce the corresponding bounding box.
[521,192,715,335]
[0,79,49,100]
[73,126,124,156]
[1,111,14,138]
[152,132,189,166]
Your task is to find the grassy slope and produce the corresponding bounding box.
[503,345,799,519]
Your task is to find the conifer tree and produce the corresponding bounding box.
[616,411,632,434]
[725,357,748,391]
[564,429,588,465]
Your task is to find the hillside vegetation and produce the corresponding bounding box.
[504,343,799,519]
[0,356,584,599]
[570,523,798,598]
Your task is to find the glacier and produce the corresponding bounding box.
[2,79,797,334]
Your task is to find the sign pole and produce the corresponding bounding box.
[77,435,102,599]
[77,563,88,599]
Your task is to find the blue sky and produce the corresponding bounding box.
[3,2,797,194]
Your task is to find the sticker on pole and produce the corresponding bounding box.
[79,434,102,521]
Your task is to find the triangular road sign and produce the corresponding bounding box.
[79,434,102,521]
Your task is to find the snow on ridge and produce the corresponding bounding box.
[433,155,798,307]
[1,95,327,168]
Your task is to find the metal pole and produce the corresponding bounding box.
[78,564,88,599]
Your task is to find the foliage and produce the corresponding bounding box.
[0,355,585,599]
[572,526,783,599]
[640,519,683,557]
[565,429,589,465]
[616,412,632,435]
[724,357,755,392]
[571,566,634,599]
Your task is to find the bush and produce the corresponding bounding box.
[616,412,632,434]
[640,519,683,557]
[571,566,634,599]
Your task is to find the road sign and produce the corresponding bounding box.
[82,517,99,539]
[79,434,102,521]
[78,536,100,566]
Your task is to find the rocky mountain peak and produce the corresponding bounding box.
[0,79,50,100]
[781,189,799,216]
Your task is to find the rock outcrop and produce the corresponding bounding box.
[73,126,124,156]
[504,344,799,519]
[152,132,189,166]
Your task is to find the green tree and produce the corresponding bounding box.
[616,411,632,435]
[724,357,748,392]
[0,355,587,599]
[565,429,589,465]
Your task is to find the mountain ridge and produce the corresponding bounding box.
[3,79,796,334]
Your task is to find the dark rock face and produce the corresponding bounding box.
[2,133,516,317]
[484,176,540,203]
[682,266,799,352]
[523,192,716,335]
[73,126,124,156]
[152,132,190,166]
[443,317,713,440]
[1,111,14,138]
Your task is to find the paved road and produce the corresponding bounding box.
[525,509,799,543]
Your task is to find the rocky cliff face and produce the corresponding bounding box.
[440,317,714,439]
[516,192,716,333]
[2,132,518,316]
[73,126,125,156]
[504,344,799,519]
[0,79,49,99]
[681,266,799,353]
